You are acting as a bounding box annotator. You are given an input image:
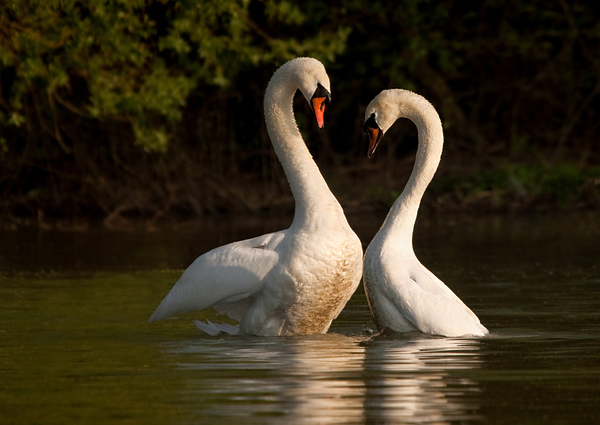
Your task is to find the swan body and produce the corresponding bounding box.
[149,58,363,336]
[362,89,488,337]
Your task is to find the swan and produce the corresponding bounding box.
[149,58,363,336]
[362,89,488,337]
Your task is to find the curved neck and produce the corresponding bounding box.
[264,72,342,229]
[380,95,444,245]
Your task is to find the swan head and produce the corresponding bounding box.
[364,89,441,158]
[275,57,331,128]
[363,89,403,158]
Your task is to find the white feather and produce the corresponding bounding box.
[193,320,239,336]
[149,58,363,336]
[363,89,488,337]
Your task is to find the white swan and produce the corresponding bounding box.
[149,58,363,336]
[362,89,488,337]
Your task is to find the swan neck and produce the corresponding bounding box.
[383,99,443,243]
[264,73,341,227]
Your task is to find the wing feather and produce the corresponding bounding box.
[382,261,487,337]
[149,231,284,322]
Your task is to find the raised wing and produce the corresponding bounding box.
[149,231,285,322]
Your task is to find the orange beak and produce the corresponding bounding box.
[364,113,383,158]
[366,127,382,158]
[312,96,327,129]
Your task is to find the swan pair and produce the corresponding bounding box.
[149,57,488,338]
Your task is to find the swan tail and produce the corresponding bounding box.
[193,319,239,336]
[474,322,489,337]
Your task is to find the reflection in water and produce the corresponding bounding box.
[162,333,483,423]
[2,213,599,424]
[165,334,367,424]
[364,335,483,423]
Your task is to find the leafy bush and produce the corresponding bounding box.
[1,1,599,223]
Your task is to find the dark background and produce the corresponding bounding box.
[1,0,599,228]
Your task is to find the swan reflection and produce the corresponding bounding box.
[166,333,367,423]
[364,334,483,423]
[163,333,483,423]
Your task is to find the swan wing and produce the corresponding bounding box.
[149,231,285,322]
[381,261,488,337]
[193,320,239,336]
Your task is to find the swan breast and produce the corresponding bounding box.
[285,232,363,334]
[243,228,363,336]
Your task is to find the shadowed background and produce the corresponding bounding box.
[1,0,599,227]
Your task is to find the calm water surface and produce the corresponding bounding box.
[1,212,599,424]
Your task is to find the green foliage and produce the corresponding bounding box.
[0,0,351,151]
[3,0,598,154]
[0,137,7,156]
[1,1,599,221]
[433,163,600,207]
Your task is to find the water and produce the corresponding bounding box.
[1,212,599,424]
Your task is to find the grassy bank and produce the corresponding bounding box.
[2,158,598,231]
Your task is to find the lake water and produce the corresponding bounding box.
[1,212,599,424]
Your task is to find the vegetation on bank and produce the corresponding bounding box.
[1,1,599,227]
[430,163,600,212]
